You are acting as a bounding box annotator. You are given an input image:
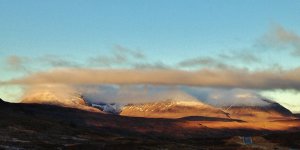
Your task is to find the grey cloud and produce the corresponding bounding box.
[177,57,230,69]
[5,55,28,71]
[178,57,215,67]
[218,52,260,63]
[258,24,300,56]
[89,45,146,67]
[89,55,128,67]
[132,62,170,69]
[178,51,260,69]
[39,55,80,68]
[113,44,146,59]
[4,54,80,72]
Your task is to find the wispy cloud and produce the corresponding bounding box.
[177,51,260,69]
[114,44,146,59]
[218,52,260,63]
[5,55,28,71]
[258,24,300,56]
[89,44,146,67]
[133,61,170,69]
[4,54,80,73]
[177,57,230,68]
[39,55,80,68]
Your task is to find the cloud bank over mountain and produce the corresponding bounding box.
[1,25,300,113]
[4,67,300,90]
[17,84,272,109]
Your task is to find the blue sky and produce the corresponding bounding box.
[1,0,300,112]
[1,0,299,63]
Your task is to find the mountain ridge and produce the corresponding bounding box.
[120,99,230,119]
[120,98,294,121]
[221,98,294,121]
[17,89,295,121]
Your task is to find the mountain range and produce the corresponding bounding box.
[1,97,300,149]
[19,90,294,122]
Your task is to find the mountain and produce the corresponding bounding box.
[18,87,295,121]
[21,90,101,112]
[120,99,230,119]
[222,99,294,121]
[20,88,123,114]
[1,98,300,149]
[120,98,294,121]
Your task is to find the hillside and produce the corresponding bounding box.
[223,99,294,121]
[120,99,229,119]
[0,99,300,149]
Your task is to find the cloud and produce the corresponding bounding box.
[178,52,260,69]
[21,84,80,103]
[89,44,146,67]
[5,55,28,71]
[113,44,146,59]
[182,87,270,106]
[4,67,300,89]
[77,85,193,104]
[258,24,300,56]
[218,52,260,63]
[39,55,80,68]
[89,55,127,67]
[63,84,270,107]
[4,54,80,73]
[213,90,271,107]
[178,25,299,70]
[133,62,170,69]
[178,57,230,68]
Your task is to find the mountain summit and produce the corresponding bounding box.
[21,89,101,112]
[222,98,293,121]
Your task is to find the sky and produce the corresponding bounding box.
[0,0,300,112]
